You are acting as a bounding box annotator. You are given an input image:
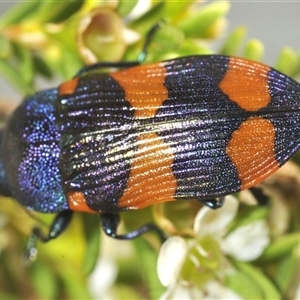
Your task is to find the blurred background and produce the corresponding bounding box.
[1,1,300,299]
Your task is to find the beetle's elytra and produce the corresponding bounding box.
[1,55,299,240]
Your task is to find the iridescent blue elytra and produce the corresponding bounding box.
[0,55,300,221]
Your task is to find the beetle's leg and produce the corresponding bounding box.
[198,197,225,209]
[100,213,167,241]
[249,187,269,206]
[25,210,73,261]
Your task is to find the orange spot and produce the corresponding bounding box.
[118,132,177,210]
[110,63,168,118]
[67,191,97,213]
[226,117,279,190]
[219,57,271,111]
[58,77,79,95]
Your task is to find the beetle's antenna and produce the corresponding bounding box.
[24,210,73,263]
[138,20,166,64]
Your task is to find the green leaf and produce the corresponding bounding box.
[259,233,300,261]
[275,251,300,295]
[31,262,58,299]
[113,284,143,299]
[227,204,268,233]
[61,269,92,300]
[13,43,34,85]
[129,2,165,34]
[0,58,34,94]
[43,47,83,80]
[0,2,41,28]
[25,1,84,23]
[47,1,84,23]
[117,0,139,17]
[33,55,53,78]
[225,269,262,299]
[177,1,230,38]
[82,213,100,275]
[133,237,164,300]
[275,47,298,76]
[0,36,13,58]
[165,1,196,20]
[231,260,281,300]
[243,39,264,62]
[219,26,247,56]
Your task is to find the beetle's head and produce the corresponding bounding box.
[0,89,67,212]
[0,130,12,196]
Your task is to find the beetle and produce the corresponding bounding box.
[0,53,300,246]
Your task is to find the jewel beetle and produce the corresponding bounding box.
[1,53,300,245]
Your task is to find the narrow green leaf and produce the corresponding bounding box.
[225,269,262,299]
[219,26,247,55]
[140,25,186,62]
[0,36,13,58]
[0,58,34,94]
[129,2,165,34]
[117,0,139,17]
[43,47,82,80]
[275,47,298,76]
[177,1,230,38]
[49,1,84,23]
[114,284,143,299]
[33,55,53,78]
[243,39,264,62]
[13,43,34,85]
[275,251,300,295]
[177,39,212,56]
[133,237,164,300]
[31,262,58,299]
[292,51,300,78]
[165,1,195,20]
[61,269,92,300]
[228,205,268,233]
[232,260,281,300]
[259,233,300,261]
[82,213,100,275]
[26,1,83,23]
[0,2,41,28]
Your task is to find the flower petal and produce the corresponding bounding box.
[221,220,270,261]
[160,281,204,300]
[88,256,117,299]
[194,195,239,238]
[204,280,243,299]
[157,236,188,287]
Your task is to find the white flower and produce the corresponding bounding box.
[157,195,270,299]
[88,256,117,300]
[194,195,270,262]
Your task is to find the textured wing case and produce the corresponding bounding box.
[57,55,300,212]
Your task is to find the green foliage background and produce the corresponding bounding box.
[1,1,300,299]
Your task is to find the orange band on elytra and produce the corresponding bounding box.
[226,117,279,190]
[110,63,168,118]
[58,77,79,96]
[67,191,97,213]
[220,57,271,111]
